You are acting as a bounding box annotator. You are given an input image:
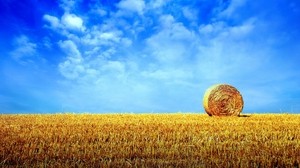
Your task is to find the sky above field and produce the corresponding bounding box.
[0,0,300,113]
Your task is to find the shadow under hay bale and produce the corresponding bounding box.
[238,114,251,117]
[203,84,244,116]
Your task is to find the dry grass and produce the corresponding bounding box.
[203,84,244,116]
[1,113,300,167]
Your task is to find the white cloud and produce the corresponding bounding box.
[10,35,37,64]
[138,14,199,86]
[146,15,196,64]
[59,59,85,80]
[82,29,123,47]
[61,13,85,31]
[58,40,81,57]
[195,18,271,86]
[57,32,129,82]
[228,18,255,38]
[59,0,76,12]
[101,61,126,79]
[199,23,219,35]
[58,40,84,80]
[199,18,255,40]
[182,7,197,21]
[117,0,145,15]
[43,15,60,29]
[220,0,247,18]
[148,0,169,9]
[43,13,85,32]
[159,14,175,28]
[42,37,52,49]
[90,8,107,17]
[43,8,134,82]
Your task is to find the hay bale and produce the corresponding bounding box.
[203,84,243,116]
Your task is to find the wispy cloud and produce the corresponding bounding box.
[59,0,77,12]
[10,35,37,65]
[43,15,61,29]
[219,0,247,18]
[117,0,145,15]
[58,40,84,80]
[61,13,85,31]
[43,13,85,32]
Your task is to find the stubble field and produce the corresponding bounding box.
[0,113,300,167]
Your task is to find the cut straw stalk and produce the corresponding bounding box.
[203,84,244,116]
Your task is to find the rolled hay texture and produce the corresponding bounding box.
[203,84,244,116]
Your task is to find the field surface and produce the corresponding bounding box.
[0,113,300,167]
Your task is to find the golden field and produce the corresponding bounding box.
[0,113,300,167]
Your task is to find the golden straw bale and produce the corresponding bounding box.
[203,84,244,116]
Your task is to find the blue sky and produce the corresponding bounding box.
[0,0,300,113]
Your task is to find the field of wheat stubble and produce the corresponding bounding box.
[0,113,300,167]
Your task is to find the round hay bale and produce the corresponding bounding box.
[203,84,243,116]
